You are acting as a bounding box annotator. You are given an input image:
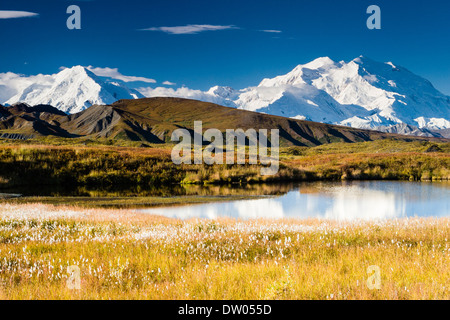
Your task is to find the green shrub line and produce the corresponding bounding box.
[0,139,449,190]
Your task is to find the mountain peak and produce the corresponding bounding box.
[1,57,449,136]
[258,57,337,88]
[351,55,378,65]
[62,65,87,71]
[58,65,88,73]
[2,66,144,114]
[301,56,335,69]
[207,85,237,96]
[354,54,369,60]
[57,65,97,80]
[223,56,450,133]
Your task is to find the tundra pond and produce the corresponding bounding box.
[140,181,450,220]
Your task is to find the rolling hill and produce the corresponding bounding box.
[0,98,447,147]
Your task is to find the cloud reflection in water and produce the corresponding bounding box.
[140,181,449,220]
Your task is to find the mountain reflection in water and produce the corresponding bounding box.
[139,181,450,220]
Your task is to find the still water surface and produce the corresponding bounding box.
[139,181,450,220]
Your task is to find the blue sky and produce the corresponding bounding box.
[1,0,449,94]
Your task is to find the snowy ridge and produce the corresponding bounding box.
[232,56,450,131]
[140,56,450,136]
[1,57,449,137]
[0,66,144,114]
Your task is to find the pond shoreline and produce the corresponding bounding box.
[1,203,449,300]
[2,181,449,218]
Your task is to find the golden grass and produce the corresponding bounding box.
[0,203,448,300]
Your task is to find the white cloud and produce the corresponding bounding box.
[0,72,53,103]
[86,66,156,83]
[140,24,239,35]
[162,81,176,86]
[0,11,39,19]
[136,85,238,108]
[137,86,206,99]
[259,29,282,33]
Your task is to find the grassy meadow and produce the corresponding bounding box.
[0,203,449,300]
[0,138,449,300]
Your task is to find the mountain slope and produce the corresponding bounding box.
[1,66,144,114]
[142,56,450,135]
[1,57,449,138]
[0,98,446,146]
[0,103,75,138]
[242,56,450,131]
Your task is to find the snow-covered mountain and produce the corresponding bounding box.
[141,56,450,136]
[0,66,144,114]
[1,57,449,137]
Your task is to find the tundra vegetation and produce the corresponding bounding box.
[0,203,448,300]
[0,139,449,193]
[0,138,449,300]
